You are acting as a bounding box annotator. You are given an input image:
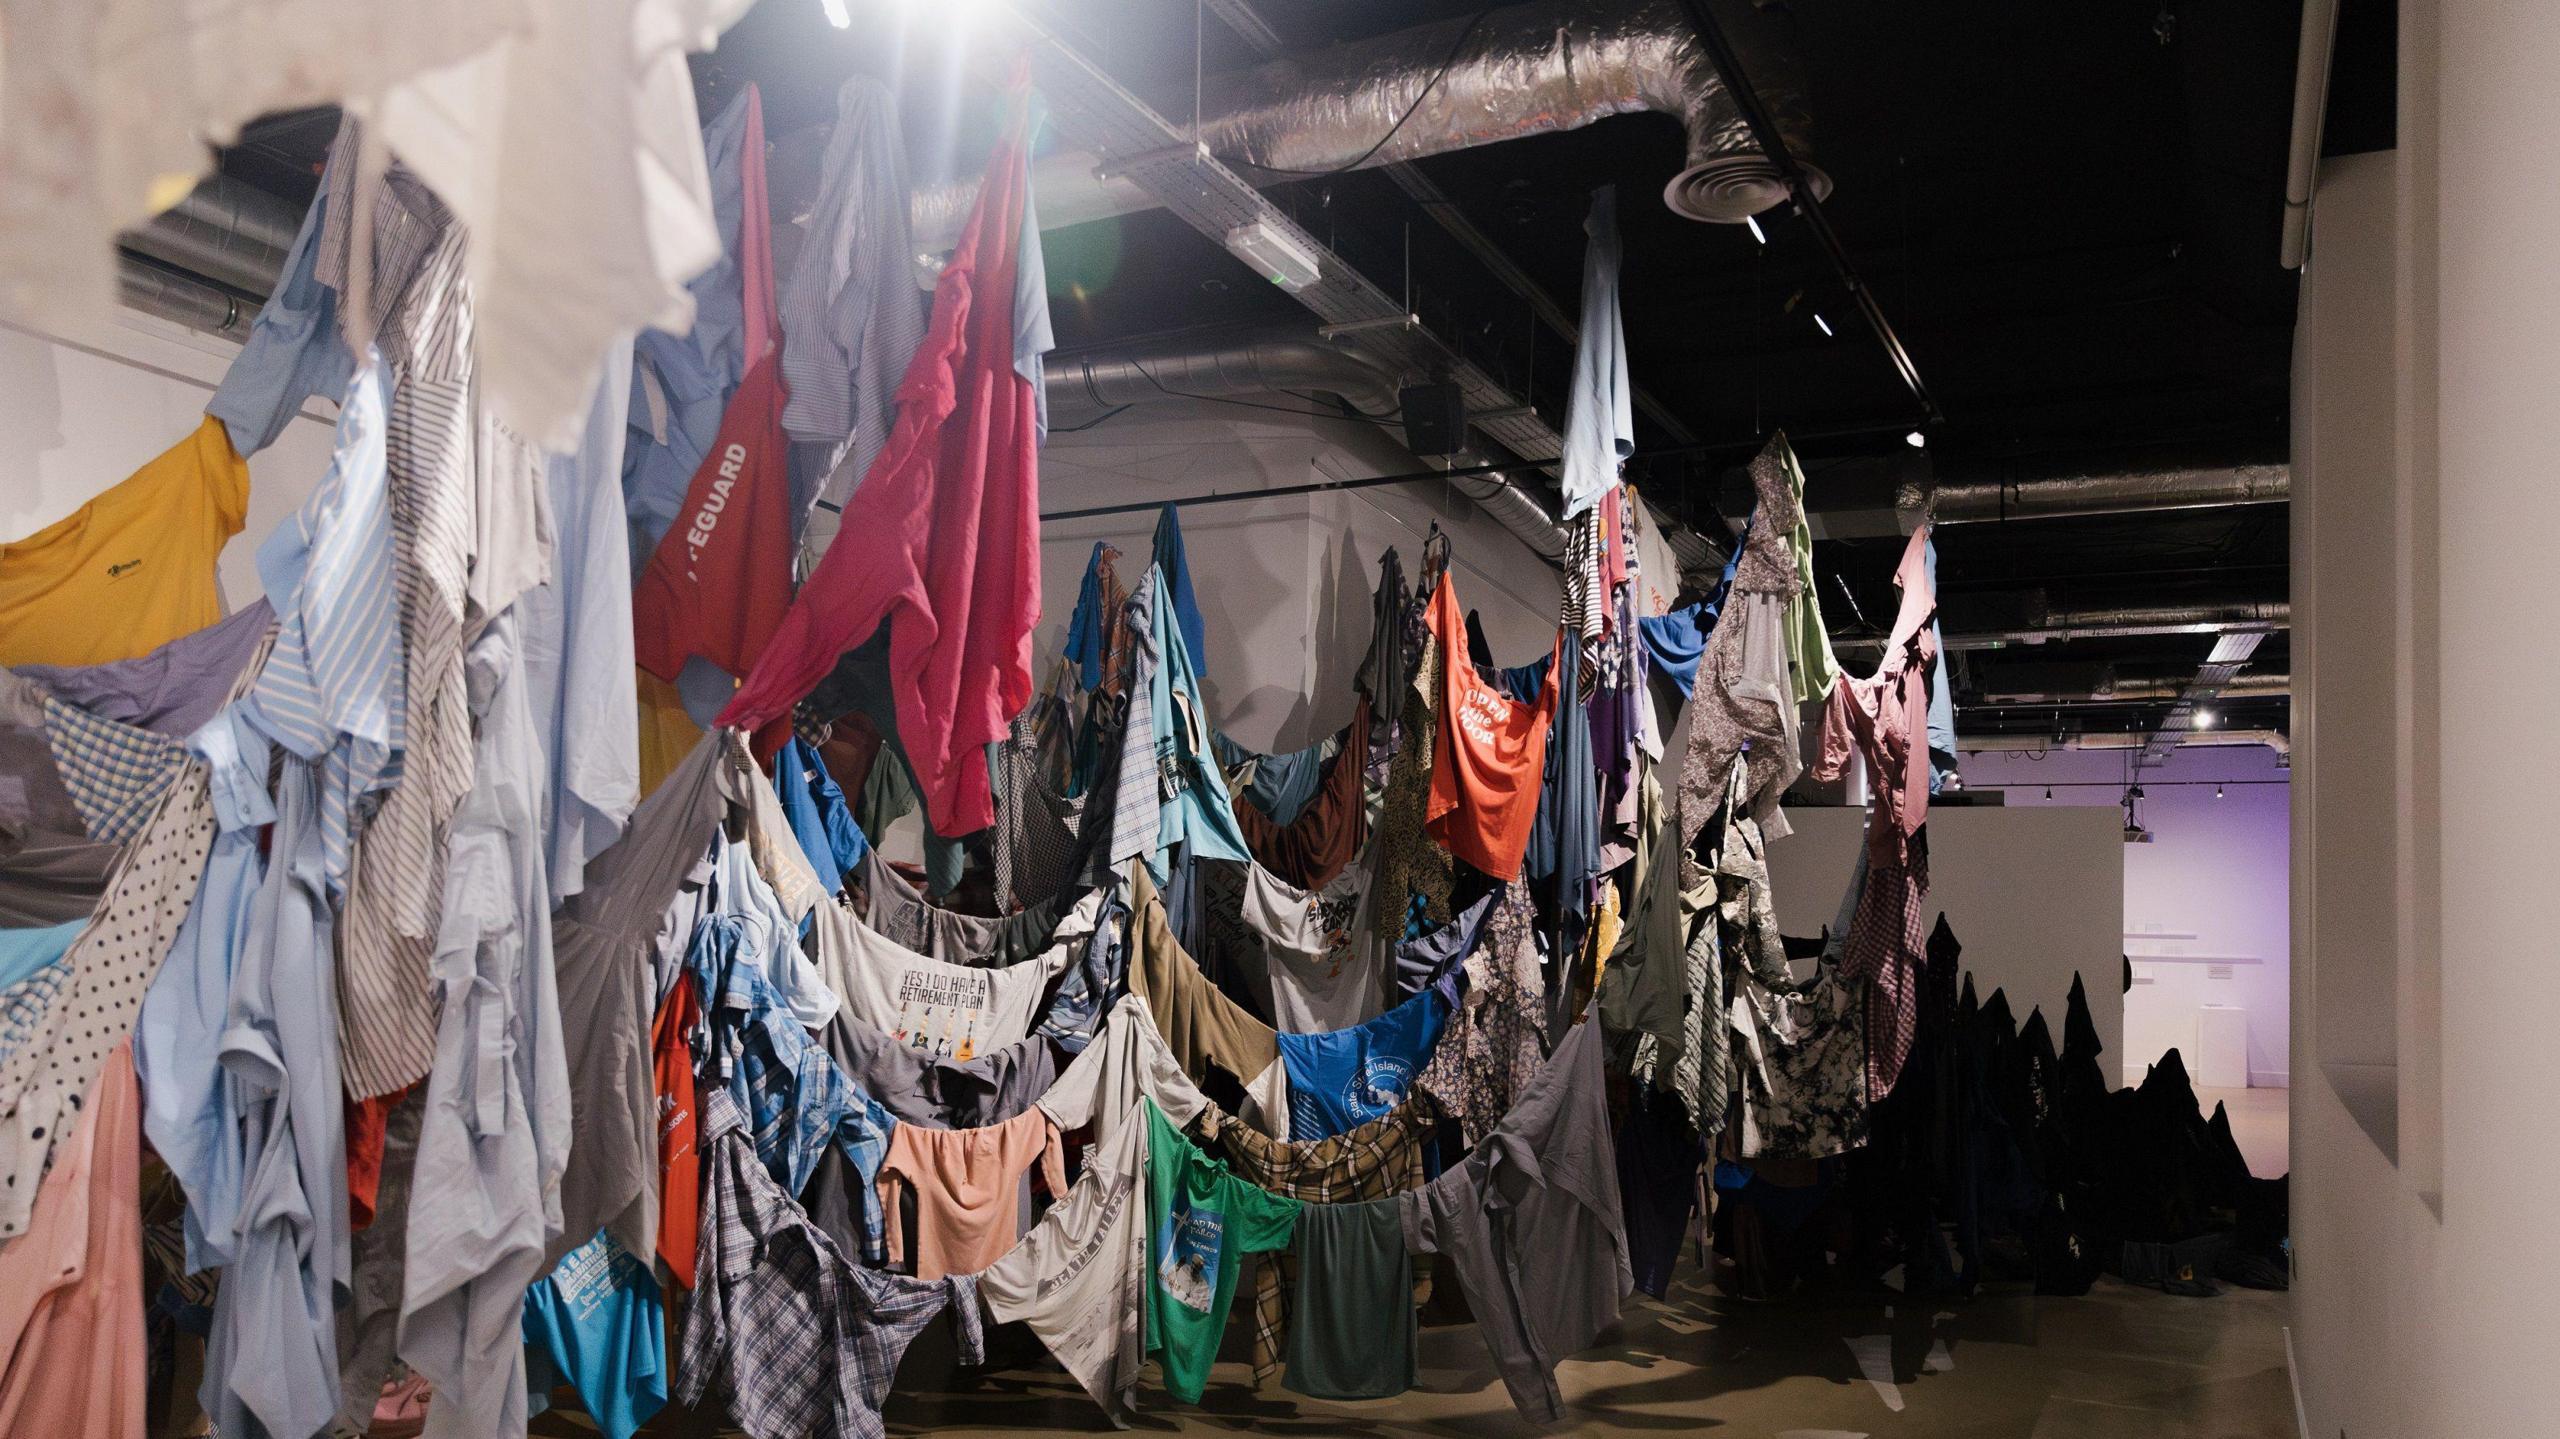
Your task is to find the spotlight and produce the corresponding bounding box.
[2194,706,2218,730]
[1813,313,1834,337]
[1745,214,1768,245]
[1904,429,1926,449]
[2215,783,2225,799]
[2044,786,2053,800]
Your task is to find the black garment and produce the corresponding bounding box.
[1615,1088,1703,1299]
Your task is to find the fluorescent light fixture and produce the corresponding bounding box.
[2206,631,2264,664]
[1223,220,1323,293]
[819,0,851,26]
[1904,429,1926,448]
[1813,312,1834,337]
[1745,214,1767,245]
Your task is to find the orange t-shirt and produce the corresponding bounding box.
[652,974,703,1288]
[1424,576,1558,881]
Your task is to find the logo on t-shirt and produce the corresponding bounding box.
[104,558,144,580]
[1456,687,1512,746]
[1155,1204,1223,1314]
[681,441,751,581]
[1337,1055,1416,1125]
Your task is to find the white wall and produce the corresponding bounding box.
[0,311,337,606]
[1034,399,1561,752]
[1961,746,2290,1088]
[1763,802,2125,1073]
[2288,4,2560,1433]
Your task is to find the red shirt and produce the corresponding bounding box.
[717,94,1042,836]
[1424,575,1558,880]
[652,973,703,1288]
[632,85,791,712]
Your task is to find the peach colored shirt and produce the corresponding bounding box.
[876,1105,1067,1280]
[0,1044,145,1438]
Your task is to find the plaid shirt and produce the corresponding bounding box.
[39,695,188,843]
[692,913,896,1261]
[677,1087,982,1439]
[1197,1096,1434,1380]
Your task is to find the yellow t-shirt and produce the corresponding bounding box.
[636,667,705,800]
[0,416,250,667]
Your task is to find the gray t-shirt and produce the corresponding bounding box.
[977,1112,1149,1425]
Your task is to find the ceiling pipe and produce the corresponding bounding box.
[122,174,301,298]
[2280,0,2343,268]
[1905,462,2290,527]
[1960,729,2292,762]
[1969,672,2292,706]
[1843,598,2291,653]
[913,0,1827,250]
[112,253,254,338]
[1048,333,1401,416]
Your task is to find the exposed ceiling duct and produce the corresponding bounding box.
[120,174,301,298]
[1845,596,2291,652]
[1969,671,2291,706]
[115,253,254,337]
[1904,460,2290,527]
[1960,729,2293,763]
[1048,332,1399,416]
[913,0,1828,249]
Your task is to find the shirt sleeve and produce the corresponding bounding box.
[1230,1176,1302,1254]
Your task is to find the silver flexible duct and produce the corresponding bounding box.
[1905,462,2292,526]
[1049,335,1400,415]
[122,175,301,297]
[914,0,1826,249]
[114,254,252,337]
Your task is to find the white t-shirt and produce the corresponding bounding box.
[978,1110,1148,1424]
[1037,996,1209,1159]
[1236,859,1383,1034]
[811,903,1067,1063]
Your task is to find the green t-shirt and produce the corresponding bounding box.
[1140,1098,1302,1403]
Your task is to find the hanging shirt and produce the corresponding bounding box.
[783,76,927,563]
[625,87,758,566]
[1813,524,1939,872]
[1141,1099,1302,1405]
[1234,858,1382,1035]
[521,335,641,905]
[1125,868,1290,1137]
[522,1231,667,1439]
[652,974,703,1288]
[978,1106,1150,1425]
[1213,724,1342,828]
[633,85,793,732]
[674,1086,983,1439]
[1558,186,1633,521]
[1635,515,1748,700]
[852,847,1088,965]
[1150,504,1209,679]
[0,417,249,668]
[1034,994,1211,1160]
[1060,541,1130,695]
[824,1019,1053,1132]
[1232,696,1370,891]
[1111,565,1251,882]
[1276,985,1450,1140]
[874,1106,1065,1279]
[716,92,1050,832]
[774,735,870,900]
[1678,433,1806,849]
[1424,575,1558,881]
[11,599,274,741]
[811,902,1070,1064]
[1285,1199,1417,1401]
[0,1047,145,1439]
[204,170,352,459]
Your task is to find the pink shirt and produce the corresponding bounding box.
[876,1105,1067,1280]
[0,1044,145,1438]
[1814,525,1939,870]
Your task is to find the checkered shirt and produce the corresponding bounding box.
[1197,1096,1435,1380]
[677,1086,982,1439]
[40,696,188,843]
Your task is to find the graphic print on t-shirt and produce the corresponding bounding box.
[1336,1055,1415,1126]
[1156,1203,1224,1314]
[893,966,996,1060]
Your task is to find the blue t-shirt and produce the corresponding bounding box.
[1276,985,1450,1139]
[772,735,870,899]
[522,1231,667,1439]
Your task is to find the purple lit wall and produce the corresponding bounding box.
[1959,744,2292,1087]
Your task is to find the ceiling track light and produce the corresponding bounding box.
[1904,429,1926,448]
[1745,214,1768,245]
[1813,312,1834,337]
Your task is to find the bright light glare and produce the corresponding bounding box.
[819,0,851,26]
[2194,706,2218,730]
[1745,214,1767,245]
[1813,313,1833,337]
[1904,430,1926,448]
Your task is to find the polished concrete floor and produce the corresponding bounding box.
[577,1258,2298,1439]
